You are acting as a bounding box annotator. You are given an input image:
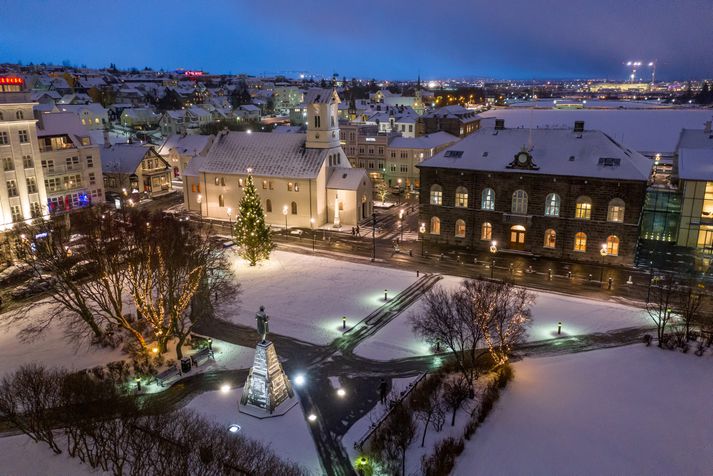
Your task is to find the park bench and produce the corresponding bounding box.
[155,366,181,387]
[190,347,215,367]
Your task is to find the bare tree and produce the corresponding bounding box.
[410,283,486,385]
[442,376,471,426]
[646,273,677,347]
[673,278,707,342]
[462,280,534,365]
[410,375,443,447]
[0,364,64,454]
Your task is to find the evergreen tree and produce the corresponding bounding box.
[233,174,274,266]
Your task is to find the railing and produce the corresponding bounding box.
[42,163,84,175]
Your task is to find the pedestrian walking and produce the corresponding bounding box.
[351,226,355,236]
[378,378,388,404]
[356,225,360,236]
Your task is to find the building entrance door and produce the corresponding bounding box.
[509,225,526,251]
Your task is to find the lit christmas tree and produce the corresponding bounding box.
[233,172,274,266]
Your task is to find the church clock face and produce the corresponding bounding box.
[517,152,528,165]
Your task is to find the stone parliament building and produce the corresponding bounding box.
[417,119,652,265]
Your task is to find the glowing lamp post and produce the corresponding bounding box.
[419,222,426,256]
[310,217,315,251]
[196,193,202,221]
[489,241,498,279]
[282,205,288,234]
[600,244,608,284]
[399,209,404,242]
[226,207,232,226]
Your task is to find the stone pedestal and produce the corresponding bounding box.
[239,340,295,416]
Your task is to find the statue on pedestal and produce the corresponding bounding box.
[256,306,269,343]
[240,305,296,417]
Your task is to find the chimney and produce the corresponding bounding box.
[574,121,585,133]
[494,119,505,130]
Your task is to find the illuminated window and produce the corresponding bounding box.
[481,188,495,210]
[511,190,528,214]
[481,222,492,240]
[294,182,300,192]
[702,183,713,218]
[430,216,441,235]
[544,193,560,217]
[697,225,713,251]
[575,196,592,220]
[288,182,293,192]
[607,198,625,222]
[544,229,556,248]
[574,232,587,252]
[455,186,468,208]
[606,235,620,256]
[262,180,267,189]
[455,219,466,238]
[430,184,443,205]
[238,178,244,187]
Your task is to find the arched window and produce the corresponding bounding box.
[511,190,528,214]
[430,216,441,235]
[266,199,272,213]
[606,235,620,256]
[574,232,587,252]
[607,198,625,222]
[575,196,592,220]
[455,219,466,238]
[218,194,225,207]
[481,222,492,240]
[455,186,468,208]
[16,110,23,120]
[544,229,556,248]
[481,188,495,210]
[544,193,560,217]
[291,201,297,215]
[430,184,443,205]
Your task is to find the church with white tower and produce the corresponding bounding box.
[182,88,373,228]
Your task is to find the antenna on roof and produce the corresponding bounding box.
[528,108,533,150]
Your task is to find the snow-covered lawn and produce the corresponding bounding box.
[0,435,105,476]
[0,304,125,377]
[220,250,418,345]
[453,345,713,475]
[187,387,322,475]
[354,276,650,361]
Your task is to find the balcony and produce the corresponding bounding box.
[42,163,84,175]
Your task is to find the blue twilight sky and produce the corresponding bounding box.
[1,0,712,80]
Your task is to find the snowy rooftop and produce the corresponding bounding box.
[676,128,713,150]
[303,87,339,105]
[480,108,713,154]
[326,167,368,190]
[157,133,213,157]
[198,131,328,179]
[36,112,91,146]
[389,131,459,150]
[418,124,652,182]
[101,143,153,174]
[678,148,713,181]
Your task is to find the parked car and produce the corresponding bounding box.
[0,263,32,286]
[69,259,98,280]
[10,274,56,300]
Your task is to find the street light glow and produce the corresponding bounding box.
[228,424,241,433]
[307,413,317,422]
[294,374,305,386]
[337,388,346,397]
[221,384,231,393]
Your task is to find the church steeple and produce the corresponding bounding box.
[305,88,341,149]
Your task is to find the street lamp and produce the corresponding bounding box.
[399,209,404,242]
[282,205,288,234]
[310,217,315,251]
[600,244,608,284]
[489,241,498,279]
[226,207,232,226]
[371,212,377,262]
[197,193,202,221]
[419,222,426,256]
